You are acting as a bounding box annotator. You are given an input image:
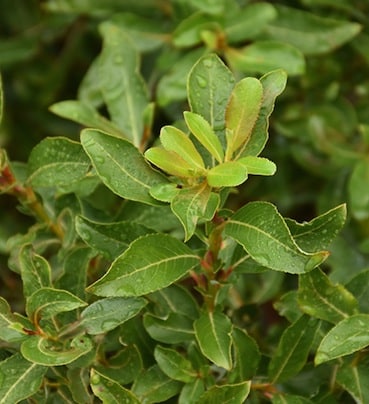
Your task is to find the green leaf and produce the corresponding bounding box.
[242,69,287,157]
[225,77,263,160]
[81,297,147,335]
[184,111,224,163]
[268,315,320,383]
[0,353,47,404]
[87,234,199,297]
[286,204,347,253]
[81,128,166,205]
[346,269,369,313]
[189,0,226,15]
[67,368,93,404]
[187,53,235,145]
[315,314,369,364]
[207,161,247,187]
[28,137,92,191]
[348,158,369,220]
[144,147,200,178]
[271,394,313,404]
[57,246,93,299]
[298,268,358,324]
[171,183,218,240]
[132,365,182,403]
[26,288,87,321]
[0,297,27,342]
[264,5,362,55]
[154,346,197,382]
[21,335,93,366]
[179,379,205,404]
[225,201,329,274]
[19,244,51,299]
[98,22,148,146]
[144,313,195,344]
[237,156,276,176]
[90,369,140,403]
[173,13,221,48]
[95,345,143,386]
[160,125,205,170]
[230,327,260,382]
[108,14,166,52]
[157,48,205,107]
[49,100,124,138]
[225,3,277,43]
[149,183,180,202]
[197,382,251,403]
[194,310,232,370]
[336,362,369,404]
[75,216,153,260]
[226,41,305,76]
[149,284,199,320]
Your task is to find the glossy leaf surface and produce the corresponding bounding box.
[88,234,199,297]
[75,216,153,260]
[81,129,166,205]
[21,335,93,366]
[268,315,320,383]
[298,268,358,324]
[184,111,224,163]
[154,346,197,383]
[98,22,148,146]
[225,77,263,160]
[90,369,140,403]
[197,382,251,403]
[171,183,218,240]
[194,310,232,370]
[207,161,248,187]
[28,137,91,191]
[160,125,205,170]
[0,354,47,404]
[225,201,328,273]
[187,54,235,142]
[81,297,147,335]
[26,287,87,320]
[315,314,369,364]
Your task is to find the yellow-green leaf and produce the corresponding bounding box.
[184,111,224,163]
[145,147,200,178]
[207,161,247,187]
[225,77,263,160]
[160,125,205,171]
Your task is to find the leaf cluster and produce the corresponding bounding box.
[1,1,369,403]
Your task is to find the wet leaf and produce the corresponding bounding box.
[81,128,166,205]
[225,201,328,273]
[99,22,148,146]
[0,353,47,404]
[90,368,140,403]
[81,297,147,335]
[298,268,358,324]
[87,234,199,297]
[21,335,93,366]
[315,314,369,364]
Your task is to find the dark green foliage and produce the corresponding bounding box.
[1,1,369,402]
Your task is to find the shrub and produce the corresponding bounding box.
[1,1,369,402]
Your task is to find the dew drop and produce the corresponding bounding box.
[196,75,207,88]
[90,373,100,385]
[94,156,105,165]
[203,58,213,68]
